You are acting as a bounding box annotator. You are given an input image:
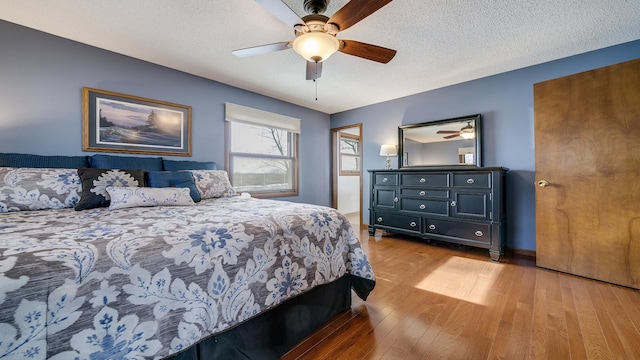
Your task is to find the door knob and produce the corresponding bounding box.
[537,180,550,187]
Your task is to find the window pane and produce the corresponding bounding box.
[340,138,359,155]
[231,122,290,156]
[231,156,293,192]
[341,155,359,172]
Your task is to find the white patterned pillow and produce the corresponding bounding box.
[0,167,81,212]
[189,170,238,199]
[106,186,194,210]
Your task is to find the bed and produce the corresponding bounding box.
[0,154,375,360]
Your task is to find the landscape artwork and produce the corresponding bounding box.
[97,98,182,148]
[83,87,192,156]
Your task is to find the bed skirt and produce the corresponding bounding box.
[165,274,356,360]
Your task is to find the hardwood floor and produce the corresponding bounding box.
[283,229,640,360]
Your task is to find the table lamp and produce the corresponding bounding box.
[379,144,397,170]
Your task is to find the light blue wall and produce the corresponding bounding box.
[331,40,640,251]
[0,20,331,206]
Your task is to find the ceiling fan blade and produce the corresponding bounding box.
[232,42,291,57]
[444,134,460,139]
[339,40,396,63]
[328,0,393,31]
[306,61,323,80]
[254,0,305,28]
[437,130,460,134]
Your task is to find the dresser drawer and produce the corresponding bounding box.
[400,198,449,215]
[426,219,491,244]
[452,172,491,188]
[401,173,449,187]
[375,173,398,186]
[373,212,421,232]
[401,188,449,198]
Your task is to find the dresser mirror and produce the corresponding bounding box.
[398,114,482,168]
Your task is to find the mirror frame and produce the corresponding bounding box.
[398,114,482,168]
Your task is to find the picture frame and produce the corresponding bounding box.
[82,87,192,156]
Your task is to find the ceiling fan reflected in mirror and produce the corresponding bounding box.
[437,121,475,140]
[232,0,397,80]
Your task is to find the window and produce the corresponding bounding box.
[225,103,299,197]
[339,132,360,176]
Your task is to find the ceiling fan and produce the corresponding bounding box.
[437,122,475,139]
[232,0,397,80]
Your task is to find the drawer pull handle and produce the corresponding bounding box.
[450,201,457,207]
[419,204,426,210]
[383,177,389,183]
[475,231,484,237]
[419,191,426,196]
[377,217,383,222]
[410,222,417,227]
[428,224,436,230]
[419,178,426,183]
[467,178,475,184]
[394,197,399,203]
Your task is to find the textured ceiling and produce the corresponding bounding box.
[1,0,639,114]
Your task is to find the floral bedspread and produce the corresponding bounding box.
[0,197,375,359]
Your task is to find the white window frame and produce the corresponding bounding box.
[339,132,361,176]
[224,103,300,198]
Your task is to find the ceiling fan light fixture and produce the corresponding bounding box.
[459,127,475,139]
[460,132,475,140]
[292,31,339,62]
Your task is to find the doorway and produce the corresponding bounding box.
[331,124,363,230]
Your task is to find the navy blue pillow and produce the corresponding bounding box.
[162,159,217,171]
[89,154,163,171]
[146,171,201,202]
[0,153,89,168]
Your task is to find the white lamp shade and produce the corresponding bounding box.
[380,144,398,156]
[292,32,340,62]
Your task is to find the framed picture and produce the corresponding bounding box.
[82,87,192,156]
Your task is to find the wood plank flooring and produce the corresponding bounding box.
[283,229,640,360]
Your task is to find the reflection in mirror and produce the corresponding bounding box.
[398,114,482,167]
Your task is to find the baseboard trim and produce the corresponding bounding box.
[509,247,536,258]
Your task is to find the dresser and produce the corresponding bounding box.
[368,167,508,261]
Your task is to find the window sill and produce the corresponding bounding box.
[250,190,298,199]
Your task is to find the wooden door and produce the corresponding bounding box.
[534,58,640,289]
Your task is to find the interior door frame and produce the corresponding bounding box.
[331,124,363,229]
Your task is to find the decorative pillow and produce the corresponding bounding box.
[75,167,146,211]
[189,170,238,199]
[0,167,81,212]
[106,186,194,210]
[89,154,163,171]
[0,153,89,168]
[146,171,201,202]
[162,159,217,171]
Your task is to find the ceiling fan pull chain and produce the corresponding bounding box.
[315,62,319,101]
